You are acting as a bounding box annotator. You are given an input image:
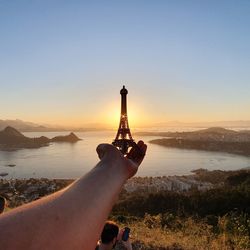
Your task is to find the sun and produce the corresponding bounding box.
[102,102,143,129]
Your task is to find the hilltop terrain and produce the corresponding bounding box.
[137,127,250,142]
[0,169,249,249]
[0,119,110,132]
[138,127,250,156]
[0,126,81,151]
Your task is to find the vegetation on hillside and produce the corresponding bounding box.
[111,170,250,249]
[1,170,249,249]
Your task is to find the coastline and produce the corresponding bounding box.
[150,138,250,157]
[1,168,249,209]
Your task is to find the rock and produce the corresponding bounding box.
[5,164,16,167]
[2,126,25,137]
[0,172,8,177]
[51,132,81,143]
[0,127,81,151]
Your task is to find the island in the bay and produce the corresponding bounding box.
[0,126,81,151]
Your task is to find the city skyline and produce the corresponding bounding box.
[1,1,250,127]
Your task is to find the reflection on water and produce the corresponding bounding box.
[0,131,250,179]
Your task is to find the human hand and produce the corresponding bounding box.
[121,238,133,250]
[118,229,133,250]
[96,140,147,179]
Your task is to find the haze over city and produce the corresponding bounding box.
[1,1,250,128]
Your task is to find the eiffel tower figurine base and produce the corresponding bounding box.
[112,139,135,155]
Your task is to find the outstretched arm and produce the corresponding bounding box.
[0,141,147,250]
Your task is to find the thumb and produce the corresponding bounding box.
[96,144,118,160]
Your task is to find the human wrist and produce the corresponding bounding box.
[96,157,128,183]
[107,153,139,179]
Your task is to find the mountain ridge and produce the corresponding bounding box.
[0,126,81,151]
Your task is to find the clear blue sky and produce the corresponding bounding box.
[0,0,250,127]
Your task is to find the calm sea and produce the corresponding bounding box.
[0,131,250,179]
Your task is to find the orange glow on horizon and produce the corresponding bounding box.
[100,101,152,129]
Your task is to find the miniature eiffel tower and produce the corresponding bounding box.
[112,85,135,155]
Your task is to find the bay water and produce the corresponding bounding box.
[0,131,250,179]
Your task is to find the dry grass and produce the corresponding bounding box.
[114,215,250,250]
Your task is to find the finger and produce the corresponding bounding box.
[137,140,144,147]
[126,141,140,160]
[127,141,147,165]
[141,143,147,155]
[117,229,124,241]
[127,145,136,159]
[137,143,147,165]
[137,141,147,156]
[96,144,107,159]
[136,141,147,157]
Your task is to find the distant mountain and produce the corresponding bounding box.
[0,119,111,132]
[51,132,81,143]
[2,126,25,137]
[195,127,237,134]
[0,127,31,146]
[0,127,81,151]
[153,120,250,128]
[136,127,250,142]
[149,127,250,156]
[2,118,250,132]
[0,119,52,132]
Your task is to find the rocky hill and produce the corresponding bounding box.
[0,127,81,151]
[51,132,81,143]
[137,127,250,142]
[139,127,250,156]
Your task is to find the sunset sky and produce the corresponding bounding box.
[0,1,250,128]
